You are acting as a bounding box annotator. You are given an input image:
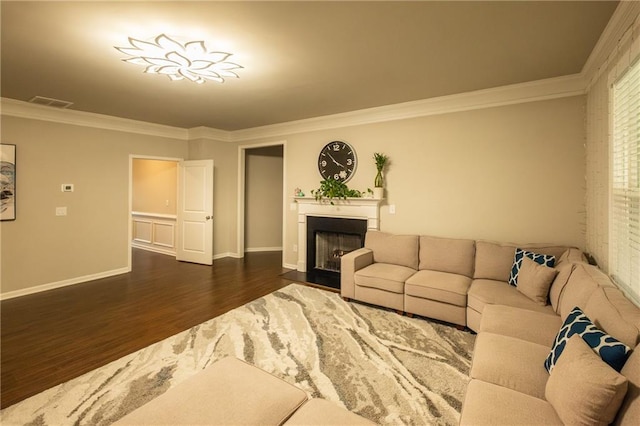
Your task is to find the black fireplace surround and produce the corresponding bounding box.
[306,216,367,289]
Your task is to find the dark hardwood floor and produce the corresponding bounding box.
[0,249,313,409]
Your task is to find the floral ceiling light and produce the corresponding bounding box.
[115,34,242,84]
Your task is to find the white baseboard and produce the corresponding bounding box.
[245,247,283,253]
[282,262,298,270]
[213,252,243,260]
[0,267,131,301]
[131,242,176,256]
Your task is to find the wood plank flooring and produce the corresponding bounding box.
[0,249,312,409]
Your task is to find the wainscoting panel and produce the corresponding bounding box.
[132,212,176,256]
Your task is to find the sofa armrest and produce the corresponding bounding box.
[341,248,373,299]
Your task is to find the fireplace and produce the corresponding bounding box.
[293,197,382,290]
[306,216,367,288]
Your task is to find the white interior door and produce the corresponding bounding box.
[176,160,214,265]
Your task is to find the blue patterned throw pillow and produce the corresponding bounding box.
[509,248,555,286]
[544,306,631,373]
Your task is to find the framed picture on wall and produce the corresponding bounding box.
[1,144,16,221]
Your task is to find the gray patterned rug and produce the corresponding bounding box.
[0,284,475,426]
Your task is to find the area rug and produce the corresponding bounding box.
[0,283,475,426]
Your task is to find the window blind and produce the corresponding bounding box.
[611,58,640,300]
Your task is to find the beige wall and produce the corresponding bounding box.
[188,138,238,257]
[240,96,587,268]
[1,94,587,296]
[132,159,178,215]
[0,116,187,295]
[245,146,283,250]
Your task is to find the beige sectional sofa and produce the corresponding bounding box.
[341,230,640,425]
[341,230,579,329]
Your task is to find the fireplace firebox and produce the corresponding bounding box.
[306,216,367,289]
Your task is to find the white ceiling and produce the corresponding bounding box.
[0,1,618,131]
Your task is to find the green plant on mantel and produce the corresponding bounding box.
[311,178,367,205]
[374,152,389,187]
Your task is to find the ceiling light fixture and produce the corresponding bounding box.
[115,34,242,84]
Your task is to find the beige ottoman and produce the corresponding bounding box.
[114,356,308,425]
[285,398,376,425]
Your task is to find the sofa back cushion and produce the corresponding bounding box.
[558,263,614,321]
[473,241,569,282]
[585,286,640,349]
[418,236,475,277]
[365,231,419,270]
[556,247,587,265]
[549,262,576,313]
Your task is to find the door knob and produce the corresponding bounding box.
[205,215,212,220]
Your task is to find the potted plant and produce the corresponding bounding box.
[373,152,389,199]
[311,178,365,205]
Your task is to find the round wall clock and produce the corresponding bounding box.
[318,140,357,183]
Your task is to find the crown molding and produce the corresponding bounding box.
[1,97,189,140]
[582,0,640,83]
[187,126,233,142]
[230,73,586,142]
[2,74,586,143]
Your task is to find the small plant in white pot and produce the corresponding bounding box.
[373,152,389,199]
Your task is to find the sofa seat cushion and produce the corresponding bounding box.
[460,380,562,426]
[114,357,308,425]
[285,398,375,425]
[470,332,550,399]
[479,305,562,347]
[354,263,415,293]
[405,270,471,307]
[468,279,556,316]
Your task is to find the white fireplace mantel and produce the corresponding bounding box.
[295,197,383,272]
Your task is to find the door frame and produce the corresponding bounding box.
[128,154,183,270]
[237,141,287,266]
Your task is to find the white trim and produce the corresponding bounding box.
[131,243,175,256]
[2,73,586,143]
[131,211,178,220]
[213,252,243,260]
[245,247,283,252]
[0,267,130,301]
[231,74,586,141]
[1,97,189,140]
[187,126,233,142]
[283,262,297,270]
[583,0,640,86]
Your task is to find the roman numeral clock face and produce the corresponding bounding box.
[318,141,357,183]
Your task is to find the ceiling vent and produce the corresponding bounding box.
[28,96,73,109]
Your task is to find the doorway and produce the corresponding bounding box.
[128,155,182,269]
[237,142,286,265]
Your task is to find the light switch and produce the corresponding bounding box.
[389,204,396,214]
[61,184,74,192]
[56,207,67,216]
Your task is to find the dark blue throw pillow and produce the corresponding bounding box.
[509,248,555,286]
[544,306,632,373]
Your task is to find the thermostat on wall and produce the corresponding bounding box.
[61,184,74,192]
